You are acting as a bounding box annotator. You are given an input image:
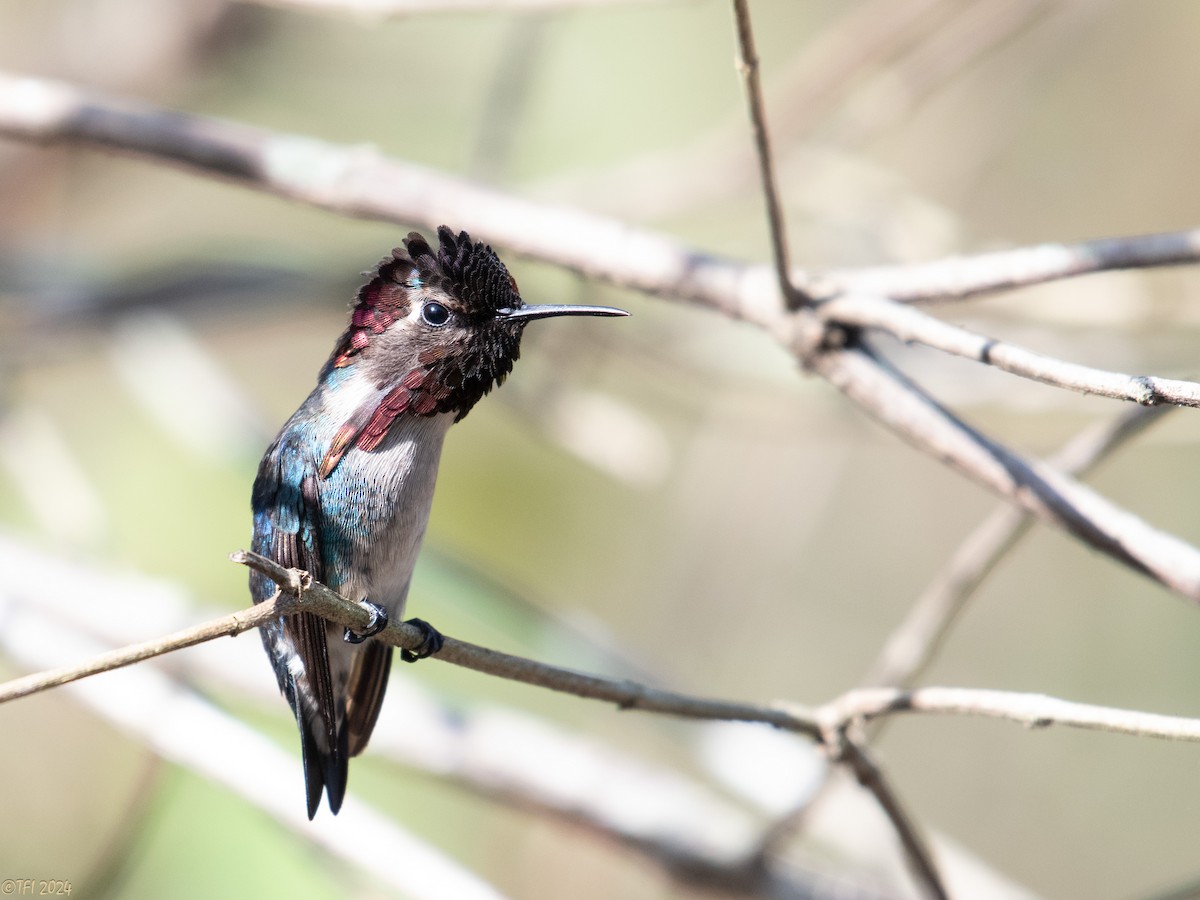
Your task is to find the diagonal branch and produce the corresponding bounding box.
[0,599,283,704]
[0,531,892,899]
[807,340,1200,603]
[821,293,1200,408]
[0,548,825,740]
[836,740,946,900]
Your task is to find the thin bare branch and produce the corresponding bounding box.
[763,408,1177,861]
[821,293,1200,407]
[0,547,823,737]
[863,402,1174,689]
[819,687,1200,742]
[730,0,807,310]
[822,0,1054,150]
[233,551,827,738]
[825,230,1200,302]
[0,599,281,704]
[837,741,947,900]
[529,0,951,219]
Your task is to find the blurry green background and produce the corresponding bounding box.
[2,1,1200,897]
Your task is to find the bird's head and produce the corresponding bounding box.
[328,226,626,422]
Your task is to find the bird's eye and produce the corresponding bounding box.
[421,301,451,327]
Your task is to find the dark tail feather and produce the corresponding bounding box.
[299,719,326,819]
[345,643,393,757]
[296,643,391,817]
[299,712,349,818]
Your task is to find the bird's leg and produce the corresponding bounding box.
[344,599,389,644]
[400,618,444,663]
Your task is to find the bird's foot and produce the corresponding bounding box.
[344,599,389,644]
[401,618,444,663]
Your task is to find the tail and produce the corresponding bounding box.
[296,639,394,818]
[298,709,349,818]
[257,609,349,819]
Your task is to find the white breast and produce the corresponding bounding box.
[338,411,454,615]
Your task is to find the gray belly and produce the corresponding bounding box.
[318,412,453,617]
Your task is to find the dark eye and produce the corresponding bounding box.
[421,301,450,327]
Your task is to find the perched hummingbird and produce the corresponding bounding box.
[250,227,626,818]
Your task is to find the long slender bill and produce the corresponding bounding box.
[498,304,629,321]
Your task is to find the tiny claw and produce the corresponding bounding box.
[344,600,389,644]
[401,618,444,663]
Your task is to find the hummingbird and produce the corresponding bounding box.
[250,226,626,818]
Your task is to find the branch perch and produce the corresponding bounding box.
[5,550,1200,744]
[0,599,282,705]
[234,551,827,737]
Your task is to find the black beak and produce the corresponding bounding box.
[497,304,629,322]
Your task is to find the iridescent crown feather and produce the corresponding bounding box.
[331,226,522,369]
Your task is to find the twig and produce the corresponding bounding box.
[757,396,1171,861]
[821,0,1048,150]
[821,293,1200,408]
[837,741,946,900]
[0,598,283,704]
[825,230,1200,302]
[527,0,950,220]
[863,403,1173,689]
[730,0,808,310]
[819,687,1200,742]
[467,16,549,183]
